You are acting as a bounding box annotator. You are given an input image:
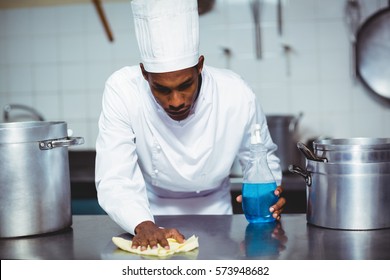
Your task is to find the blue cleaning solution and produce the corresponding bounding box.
[242,181,278,223]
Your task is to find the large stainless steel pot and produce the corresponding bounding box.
[289,141,390,230]
[0,121,84,238]
[290,160,390,230]
[266,113,303,172]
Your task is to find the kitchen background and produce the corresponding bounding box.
[0,0,389,150]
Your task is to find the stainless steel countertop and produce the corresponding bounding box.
[1,214,389,260]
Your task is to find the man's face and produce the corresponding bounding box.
[141,56,204,121]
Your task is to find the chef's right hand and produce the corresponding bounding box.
[132,220,185,251]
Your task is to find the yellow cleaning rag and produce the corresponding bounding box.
[112,235,199,257]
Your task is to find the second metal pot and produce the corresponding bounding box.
[0,121,84,238]
[266,113,303,172]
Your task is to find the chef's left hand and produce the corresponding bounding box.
[236,186,286,220]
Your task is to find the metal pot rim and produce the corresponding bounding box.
[0,121,64,128]
[0,121,68,144]
[313,137,390,151]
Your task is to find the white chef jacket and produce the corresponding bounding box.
[95,65,282,235]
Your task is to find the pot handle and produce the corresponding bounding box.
[288,164,312,186]
[39,137,85,150]
[288,112,303,133]
[297,142,328,162]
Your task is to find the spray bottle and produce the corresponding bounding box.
[242,124,278,223]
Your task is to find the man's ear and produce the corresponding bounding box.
[140,63,148,80]
[197,55,205,74]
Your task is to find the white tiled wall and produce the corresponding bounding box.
[1,0,389,149]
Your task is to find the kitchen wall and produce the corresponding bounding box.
[1,0,389,149]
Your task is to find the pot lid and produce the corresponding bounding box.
[356,7,390,101]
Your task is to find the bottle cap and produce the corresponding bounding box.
[250,124,261,145]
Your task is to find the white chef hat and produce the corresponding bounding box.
[131,0,199,73]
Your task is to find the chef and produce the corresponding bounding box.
[95,0,285,250]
